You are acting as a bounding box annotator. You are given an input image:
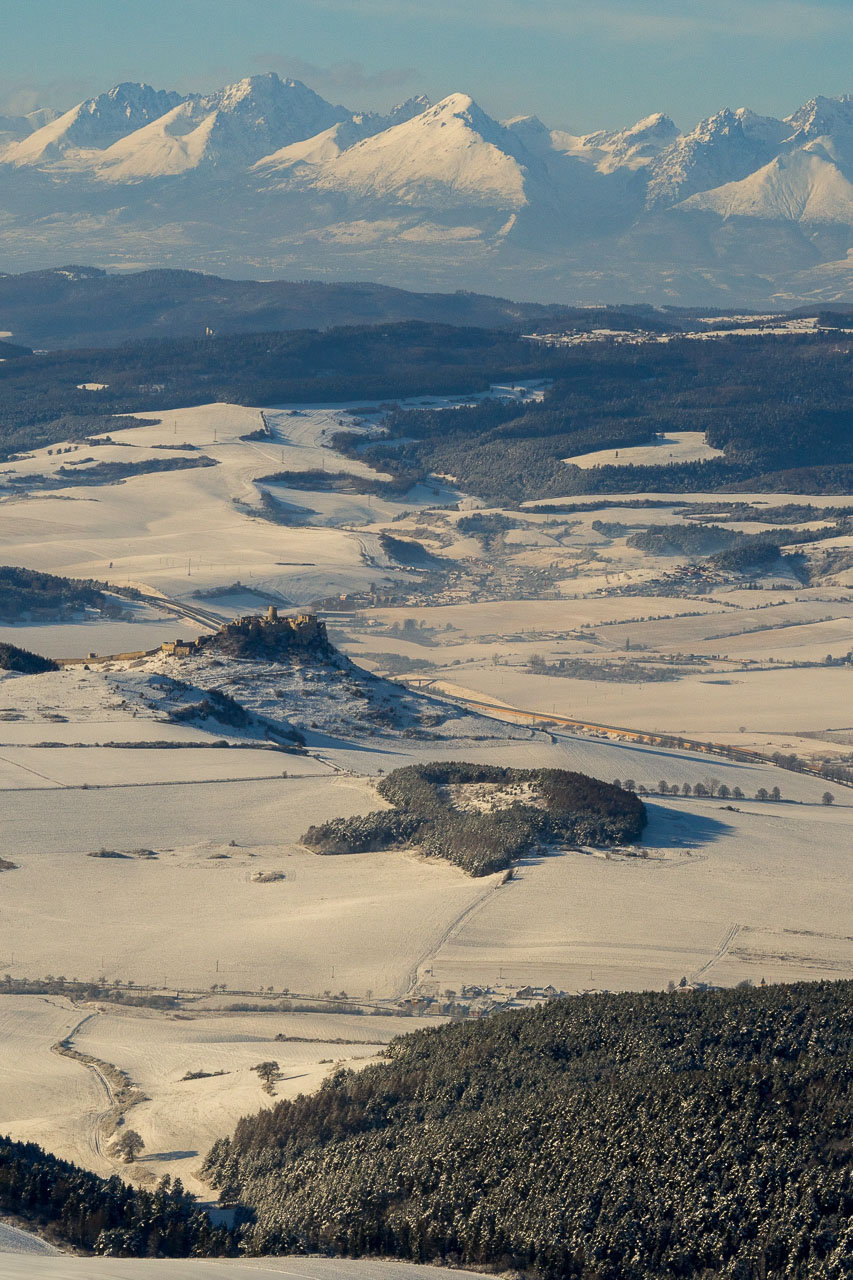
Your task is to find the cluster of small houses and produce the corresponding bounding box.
[397,983,566,1020]
[598,563,738,597]
[395,977,722,1019]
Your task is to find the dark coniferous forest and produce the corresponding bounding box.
[0,1136,233,1256]
[204,980,853,1279]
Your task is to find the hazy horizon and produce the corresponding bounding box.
[5,0,853,135]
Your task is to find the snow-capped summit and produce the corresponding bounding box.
[646,106,789,207]
[3,83,184,164]
[680,145,853,225]
[209,73,349,155]
[555,112,680,173]
[785,94,853,143]
[94,73,350,179]
[305,92,531,207]
[255,97,432,178]
[5,74,853,303]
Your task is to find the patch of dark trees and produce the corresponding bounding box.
[169,688,251,729]
[0,641,59,673]
[0,565,115,622]
[456,511,520,548]
[302,762,646,877]
[377,533,444,568]
[168,686,304,746]
[257,467,411,498]
[609,519,851,580]
[0,1136,234,1257]
[0,338,33,358]
[254,490,312,526]
[0,414,157,463]
[203,979,853,1279]
[11,455,218,491]
[528,654,682,683]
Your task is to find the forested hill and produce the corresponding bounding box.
[0,266,584,350]
[0,1136,233,1256]
[204,980,853,1279]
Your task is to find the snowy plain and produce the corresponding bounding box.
[0,390,851,1207]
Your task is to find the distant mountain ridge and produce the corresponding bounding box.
[6,74,853,304]
[0,265,581,349]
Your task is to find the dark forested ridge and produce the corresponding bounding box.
[0,565,115,621]
[303,762,646,876]
[0,641,59,673]
[0,266,588,350]
[0,1136,233,1256]
[204,980,853,1278]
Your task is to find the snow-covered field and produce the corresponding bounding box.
[428,793,853,993]
[2,393,853,1205]
[0,1223,58,1255]
[564,431,724,469]
[0,997,436,1196]
[1,1256,479,1278]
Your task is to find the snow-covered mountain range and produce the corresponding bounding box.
[6,73,853,304]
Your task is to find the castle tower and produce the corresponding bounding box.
[267,604,278,623]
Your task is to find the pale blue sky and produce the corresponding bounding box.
[3,0,853,132]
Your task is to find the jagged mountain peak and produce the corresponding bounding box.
[209,72,343,116]
[785,94,853,144]
[681,145,853,225]
[645,104,789,208]
[388,94,431,119]
[6,76,853,303]
[92,73,350,180]
[555,111,680,173]
[3,82,184,163]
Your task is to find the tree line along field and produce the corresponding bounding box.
[0,323,557,460]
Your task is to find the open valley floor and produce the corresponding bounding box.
[0,386,851,1251]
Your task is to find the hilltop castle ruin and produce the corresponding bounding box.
[60,607,329,666]
[161,607,328,659]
